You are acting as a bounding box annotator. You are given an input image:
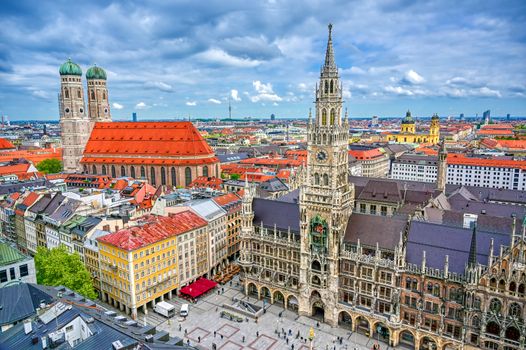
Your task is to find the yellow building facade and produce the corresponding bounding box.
[97,211,207,319]
[387,111,440,144]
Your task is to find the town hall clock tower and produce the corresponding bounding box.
[298,24,354,326]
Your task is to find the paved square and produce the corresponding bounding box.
[248,334,277,350]
[217,324,240,338]
[218,340,243,350]
[187,327,210,342]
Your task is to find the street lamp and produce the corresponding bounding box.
[308,326,315,350]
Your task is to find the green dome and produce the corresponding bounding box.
[401,110,415,124]
[59,58,82,76]
[431,113,440,120]
[86,65,107,80]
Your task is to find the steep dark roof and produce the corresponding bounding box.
[406,221,510,274]
[0,283,54,326]
[253,198,300,233]
[344,213,408,249]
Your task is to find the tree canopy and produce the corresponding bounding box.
[230,173,240,180]
[35,246,97,299]
[36,158,63,174]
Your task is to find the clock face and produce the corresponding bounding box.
[316,150,327,162]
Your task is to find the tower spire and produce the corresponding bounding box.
[468,223,478,267]
[323,23,336,70]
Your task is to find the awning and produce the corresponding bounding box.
[180,278,217,298]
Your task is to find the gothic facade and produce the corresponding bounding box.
[238,25,526,350]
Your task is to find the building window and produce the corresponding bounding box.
[19,264,28,277]
[0,270,7,282]
[92,165,96,174]
[323,174,329,186]
[171,167,176,186]
[185,167,192,186]
[370,205,377,215]
[90,90,95,100]
[130,166,136,179]
[111,165,116,178]
[64,88,69,99]
[140,166,146,178]
[380,206,387,216]
[360,203,366,213]
[77,89,81,98]
[150,167,156,185]
[121,166,126,177]
[9,267,15,280]
[101,165,107,175]
[203,166,209,177]
[161,167,166,185]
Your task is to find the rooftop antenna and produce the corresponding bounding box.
[228,96,232,119]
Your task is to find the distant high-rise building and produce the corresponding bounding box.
[132,112,137,122]
[271,113,276,121]
[507,113,511,121]
[483,110,491,124]
[459,113,464,121]
[371,115,379,127]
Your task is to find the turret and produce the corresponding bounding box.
[436,139,448,193]
[86,64,112,127]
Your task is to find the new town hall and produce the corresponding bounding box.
[239,25,526,350]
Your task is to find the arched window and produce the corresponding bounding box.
[473,297,481,310]
[330,108,335,125]
[185,167,192,186]
[412,279,418,290]
[509,303,522,318]
[64,88,69,99]
[324,81,328,94]
[486,322,500,336]
[509,281,516,292]
[489,278,497,288]
[130,166,136,179]
[330,80,334,93]
[160,167,166,185]
[518,283,525,296]
[171,167,176,186]
[101,165,107,175]
[433,284,440,297]
[472,316,479,328]
[311,260,321,271]
[506,327,520,342]
[111,165,116,178]
[498,279,505,291]
[90,90,95,100]
[102,92,106,100]
[203,165,209,177]
[150,167,156,185]
[92,165,96,174]
[322,109,327,125]
[120,166,126,177]
[489,298,501,314]
[323,173,329,186]
[83,165,88,173]
[314,173,320,185]
[77,89,81,98]
[140,166,146,179]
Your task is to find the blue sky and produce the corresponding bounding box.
[1,0,525,120]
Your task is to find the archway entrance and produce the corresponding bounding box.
[273,291,284,306]
[373,322,390,344]
[356,316,370,336]
[287,295,298,312]
[399,330,415,349]
[312,300,324,321]
[338,311,352,330]
[260,286,271,302]
[247,283,258,298]
[420,336,438,350]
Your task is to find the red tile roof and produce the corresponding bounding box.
[0,148,62,164]
[348,148,385,160]
[447,154,526,170]
[82,122,217,165]
[0,138,15,150]
[481,123,513,130]
[188,176,223,190]
[213,192,241,207]
[15,192,40,216]
[477,129,514,136]
[0,163,32,176]
[97,210,207,251]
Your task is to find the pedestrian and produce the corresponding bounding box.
[178,324,182,331]
[316,321,320,327]
[184,329,187,335]
[288,329,292,336]
[340,337,343,345]
[326,345,329,350]
[256,331,259,337]
[214,331,216,337]
[221,334,223,340]
[282,328,285,334]
[291,344,294,350]
[286,337,289,344]
[242,335,245,343]
[187,339,190,345]
[198,336,201,343]
[296,330,300,338]
[217,290,220,295]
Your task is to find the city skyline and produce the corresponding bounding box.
[1,0,526,120]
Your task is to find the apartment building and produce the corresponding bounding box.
[349,148,390,178]
[97,211,207,319]
[213,192,242,260]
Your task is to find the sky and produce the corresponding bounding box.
[1,0,525,121]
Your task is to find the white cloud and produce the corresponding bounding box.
[403,70,425,84]
[297,83,308,92]
[230,89,241,101]
[249,80,282,102]
[186,101,197,106]
[272,102,278,106]
[144,81,173,92]
[208,98,221,104]
[135,102,149,109]
[384,86,414,96]
[31,90,51,100]
[446,77,468,86]
[475,87,501,98]
[112,102,124,110]
[196,48,262,68]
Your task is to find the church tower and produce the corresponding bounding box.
[86,64,112,130]
[59,59,90,173]
[298,24,354,326]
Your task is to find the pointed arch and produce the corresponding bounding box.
[321,109,327,125]
[101,165,107,175]
[203,165,209,177]
[90,90,95,100]
[120,166,126,177]
[160,167,166,185]
[92,165,96,174]
[185,167,192,186]
[102,91,106,100]
[150,167,156,185]
[130,166,136,179]
[64,88,69,99]
[324,81,328,94]
[323,173,329,186]
[330,108,336,125]
[140,166,146,179]
[77,89,81,98]
[171,167,177,186]
[330,80,334,93]
[111,165,116,178]
[314,173,320,185]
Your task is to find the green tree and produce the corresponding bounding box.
[230,173,240,180]
[37,158,63,174]
[35,246,97,299]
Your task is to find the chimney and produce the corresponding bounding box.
[24,320,33,334]
[114,225,119,232]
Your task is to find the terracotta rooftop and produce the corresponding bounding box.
[82,121,218,164]
[0,138,15,150]
[447,154,526,169]
[97,210,207,251]
[213,192,241,207]
[348,148,385,160]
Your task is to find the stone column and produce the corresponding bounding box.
[142,304,148,315]
[132,308,138,320]
[168,290,172,299]
[160,295,164,302]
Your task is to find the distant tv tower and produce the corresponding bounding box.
[228,97,232,119]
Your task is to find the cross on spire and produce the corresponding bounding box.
[323,23,336,70]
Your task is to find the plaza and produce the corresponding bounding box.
[129,276,395,350]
